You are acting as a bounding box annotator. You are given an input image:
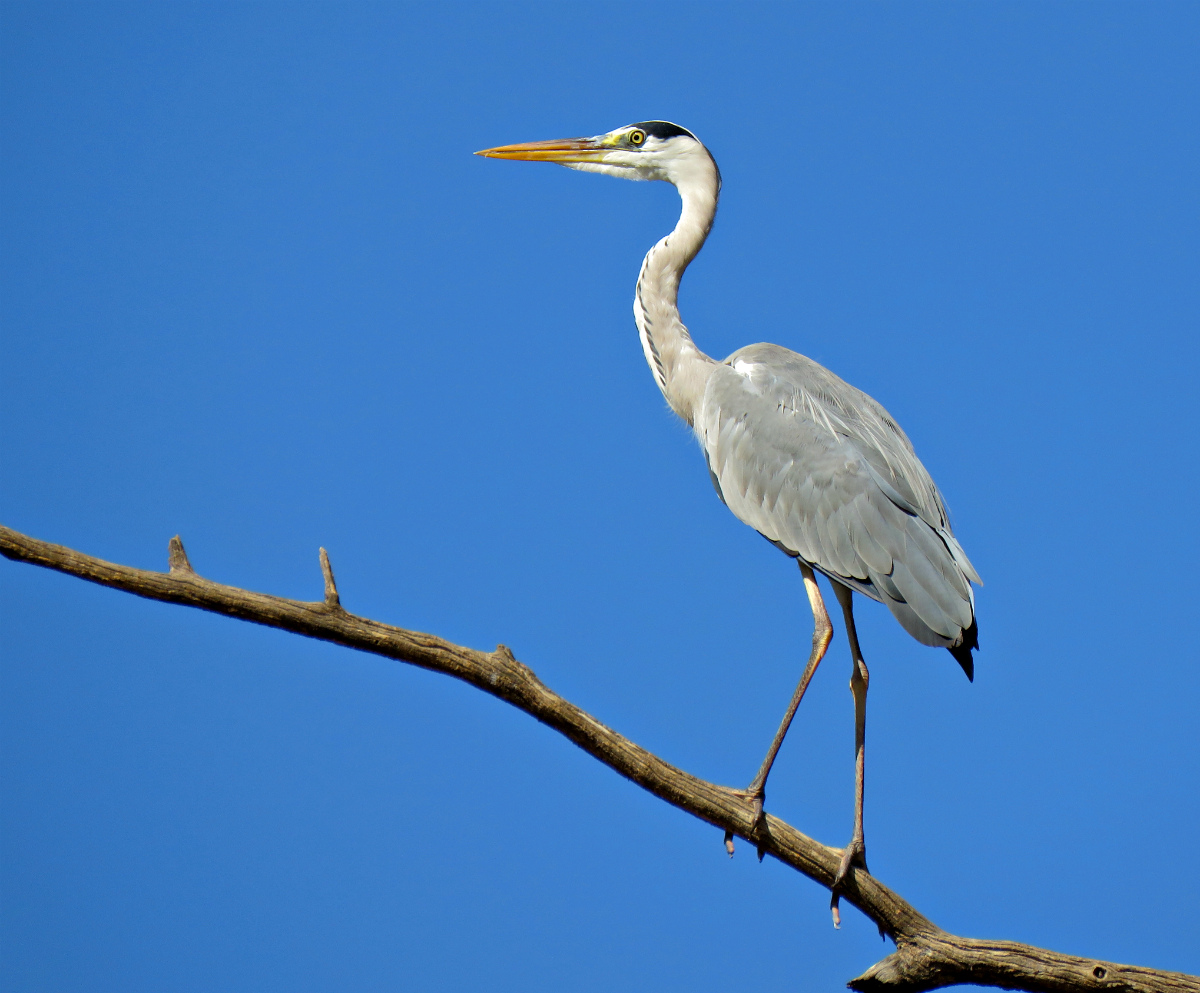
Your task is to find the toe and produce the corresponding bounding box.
[831,838,868,897]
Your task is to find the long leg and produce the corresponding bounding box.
[831,582,869,926]
[742,562,833,829]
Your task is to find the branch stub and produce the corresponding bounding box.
[319,547,341,608]
[168,535,194,574]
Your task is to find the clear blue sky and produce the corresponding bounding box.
[2,3,1197,990]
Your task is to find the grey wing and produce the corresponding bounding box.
[696,343,980,656]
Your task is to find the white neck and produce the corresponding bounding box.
[633,155,720,426]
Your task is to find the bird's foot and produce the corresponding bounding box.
[728,785,768,860]
[829,834,868,929]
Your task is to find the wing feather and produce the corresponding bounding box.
[698,345,979,657]
[888,559,958,642]
[846,494,893,575]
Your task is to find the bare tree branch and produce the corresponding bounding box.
[2,523,1195,993]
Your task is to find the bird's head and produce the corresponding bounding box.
[476,121,719,192]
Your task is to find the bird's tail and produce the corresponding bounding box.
[948,618,979,682]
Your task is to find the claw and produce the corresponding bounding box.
[734,785,767,833]
[732,786,769,860]
[829,836,868,929]
[748,796,769,861]
[748,793,764,832]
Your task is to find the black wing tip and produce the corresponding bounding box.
[948,619,979,682]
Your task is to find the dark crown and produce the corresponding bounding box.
[629,121,696,141]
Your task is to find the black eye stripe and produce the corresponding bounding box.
[628,121,695,141]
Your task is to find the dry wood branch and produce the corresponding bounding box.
[2,523,1195,993]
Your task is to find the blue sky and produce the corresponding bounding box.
[2,3,1197,990]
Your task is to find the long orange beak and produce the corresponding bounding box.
[474,137,607,163]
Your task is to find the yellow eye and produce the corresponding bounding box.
[628,130,645,145]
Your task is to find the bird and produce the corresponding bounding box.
[477,121,980,913]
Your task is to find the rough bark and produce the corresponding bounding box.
[2,523,1195,993]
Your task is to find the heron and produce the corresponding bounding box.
[477,122,980,913]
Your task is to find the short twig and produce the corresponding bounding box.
[318,547,340,608]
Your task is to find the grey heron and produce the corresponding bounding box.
[477,122,980,915]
